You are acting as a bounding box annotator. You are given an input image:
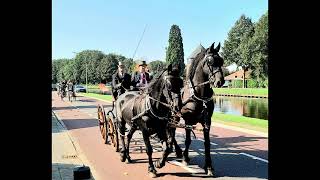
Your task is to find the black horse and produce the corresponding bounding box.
[177,42,225,177]
[115,64,183,177]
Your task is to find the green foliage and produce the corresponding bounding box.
[148,60,167,76]
[165,24,185,76]
[122,58,134,74]
[247,79,258,88]
[213,88,268,96]
[222,12,268,87]
[52,59,73,83]
[250,11,268,80]
[222,15,254,67]
[52,50,138,84]
[73,50,105,84]
[97,54,119,83]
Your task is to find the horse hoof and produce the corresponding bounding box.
[120,154,126,162]
[148,171,157,178]
[207,170,215,177]
[154,161,159,168]
[182,160,189,166]
[176,151,183,158]
[205,167,215,177]
[126,157,132,164]
[154,161,163,169]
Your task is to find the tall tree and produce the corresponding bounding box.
[97,53,119,83]
[53,59,72,83]
[73,50,105,84]
[222,15,255,88]
[251,11,268,83]
[165,24,185,76]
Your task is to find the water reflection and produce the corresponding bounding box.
[213,96,268,120]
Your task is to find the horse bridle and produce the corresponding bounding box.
[130,71,181,121]
[147,74,182,119]
[183,54,222,105]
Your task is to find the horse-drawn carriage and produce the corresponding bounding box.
[96,42,224,177]
[97,101,119,152]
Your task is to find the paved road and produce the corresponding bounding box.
[52,92,268,179]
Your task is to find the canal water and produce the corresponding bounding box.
[213,96,268,120]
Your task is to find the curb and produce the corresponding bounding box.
[52,111,101,180]
[212,122,268,137]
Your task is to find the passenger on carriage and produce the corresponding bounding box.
[131,60,151,90]
[111,61,131,101]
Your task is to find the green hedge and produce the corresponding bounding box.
[213,88,268,96]
[229,79,268,88]
[87,89,112,95]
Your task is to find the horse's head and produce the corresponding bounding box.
[202,42,225,88]
[164,64,184,113]
[147,63,183,115]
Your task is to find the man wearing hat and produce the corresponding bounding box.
[112,62,131,100]
[131,60,151,90]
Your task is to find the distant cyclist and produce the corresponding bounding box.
[67,80,75,101]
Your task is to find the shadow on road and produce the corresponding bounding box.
[62,118,98,130]
[52,163,95,180]
[173,139,268,179]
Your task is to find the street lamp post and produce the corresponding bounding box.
[86,62,88,93]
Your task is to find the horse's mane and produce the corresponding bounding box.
[145,68,167,94]
[186,50,206,80]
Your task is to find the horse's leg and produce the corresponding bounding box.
[171,128,183,158]
[142,131,157,178]
[167,128,183,158]
[201,121,215,177]
[119,119,127,162]
[125,125,136,163]
[182,129,192,165]
[154,132,170,169]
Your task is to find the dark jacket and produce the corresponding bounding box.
[112,72,131,99]
[67,83,74,91]
[131,71,151,88]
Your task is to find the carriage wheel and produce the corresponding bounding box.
[106,113,119,152]
[97,105,108,144]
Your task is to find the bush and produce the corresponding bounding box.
[87,89,111,95]
[230,79,268,88]
[232,80,243,88]
[247,79,258,88]
[263,79,268,88]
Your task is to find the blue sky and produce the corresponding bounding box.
[52,0,268,62]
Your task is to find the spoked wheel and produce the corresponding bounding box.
[97,105,108,144]
[106,112,119,152]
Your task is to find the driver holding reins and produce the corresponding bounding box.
[112,62,131,101]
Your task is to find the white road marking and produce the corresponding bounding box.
[168,160,204,174]
[239,152,268,163]
[196,138,218,146]
[176,132,218,146]
[175,131,268,164]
